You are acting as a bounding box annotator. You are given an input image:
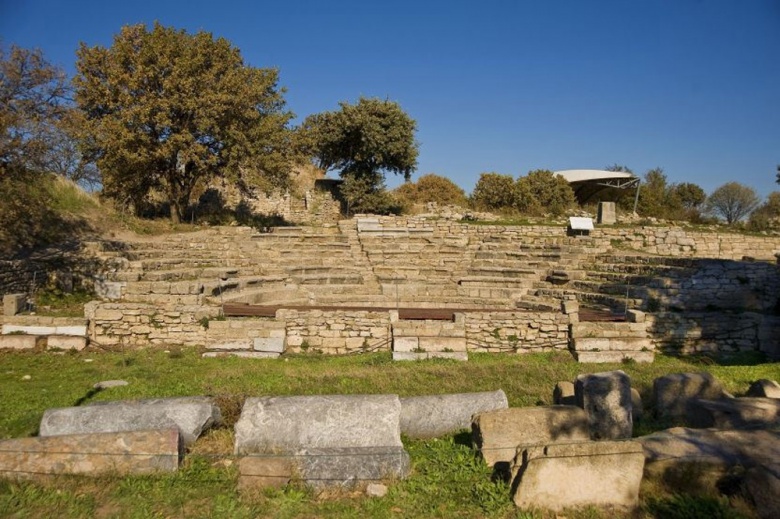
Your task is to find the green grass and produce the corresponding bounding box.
[0,349,777,518]
[32,288,94,318]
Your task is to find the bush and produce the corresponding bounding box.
[470,172,519,212]
[516,169,576,216]
[394,174,468,208]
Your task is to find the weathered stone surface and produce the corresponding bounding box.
[744,464,780,519]
[3,293,25,316]
[639,427,780,475]
[0,428,180,479]
[0,334,44,350]
[234,394,403,455]
[93,380,129,389]
[238,455,292,491]
[631,387,644,422]
[366,483,388,497]
[472,406,590,467]
[686,397,780,429]
[653,372,726,419]
[575,370,633,439]
[290,446,410,487]
[202,351,279,359]
[208,340,251,350]
[553,381,575,405]
[747,379,780,399]
[46,335,87,351]
[597,201,616,225]
[511,440,644,512]
[235,394,409,486]
[392,351,468,361]
[253,337,285,353]
[400,390,508,439]
[39,396,221,446]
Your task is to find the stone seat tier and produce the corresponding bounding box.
[533,287,644,310]
[457,276,534,288]
[571,280,653,298]
[139,267,240,282]
[466,267,540,278]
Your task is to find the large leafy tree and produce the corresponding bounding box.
[74,23,293,222]
[1,45,71,177]
[705,182,760,224]
[303,97,418,180]
[302,97,417,214]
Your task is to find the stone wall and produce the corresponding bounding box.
[245,190,342,225]
[646,311,780,359]
[84,302,216,347]
[595,227,779,260]
[464,311,570,353]
[278,309,391,354]
[0,260,41,297]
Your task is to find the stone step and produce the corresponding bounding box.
[572,350,655,363]
[466,267,540,279]
[392,351,468,361]
[571,337,651,351]
[458,276,534,288]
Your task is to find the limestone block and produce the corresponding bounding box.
[686,398,780,429]
[653,372,726,419]
[234,394,404,455]
[627,309,646,323]
[472,406,590,467]
[393,337,419,352]
[417,336,467,352]
[208,340,252,350]
[94,309,125,321]
[3,293,25,316]
[561,300,579,315]
[0,334,44,350]
[747,379,780,399]
[597,201,617,225]
[512,440,644,512]
[202,351,279,359]
[253,337,285,353]
[2,325,56,336]
[289,446,410,487]
[553,381,576,405]
[40,396,221,447]
[575,370,633,440]
[46,335,87,351]
[53,325,88,336]
[631,387,644,422]
[639,427,780,476]
[238,455,292,491]
[744,465,780,519]
[400,390,508,439]
[0,428,180,479]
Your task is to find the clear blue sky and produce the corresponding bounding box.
[2,0,779,198]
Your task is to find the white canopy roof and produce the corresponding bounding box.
[554,169,635,183]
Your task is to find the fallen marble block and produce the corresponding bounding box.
[472,406,590,467]
[512,440,645,512]
[0,428,180,479]
[400,390,508,439]
[234,394,409,486]
[39,396,221,447]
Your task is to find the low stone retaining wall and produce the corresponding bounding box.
[278,308,392,354]
[646,312,780,358]
[465,311,569,352]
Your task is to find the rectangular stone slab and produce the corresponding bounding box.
[234,394,403,455]
[39,396,221,447]
[400,390,508,439]
[512,440,645,512]
[472,406,590,467]
[0,428,180,479]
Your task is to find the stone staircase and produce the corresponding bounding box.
[533,254,697,313]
